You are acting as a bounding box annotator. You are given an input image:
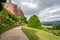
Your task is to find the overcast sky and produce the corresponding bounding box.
[7,0,60,22]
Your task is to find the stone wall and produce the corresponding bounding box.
[5,3,17,14]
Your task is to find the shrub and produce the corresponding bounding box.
[0,24,4,27]
[28,15,42,29]
[5,18,14,25]
[8,13,20,22]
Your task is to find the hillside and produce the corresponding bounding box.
[22,27,60,40]
[42,21,60,25]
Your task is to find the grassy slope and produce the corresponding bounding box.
[22,27,60,40]
[48,30,60,37]
[42,25,60,37]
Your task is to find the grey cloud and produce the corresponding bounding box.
[39,5,60,22]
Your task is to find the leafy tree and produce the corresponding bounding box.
[28,15,42,29]
[21,17,27,23]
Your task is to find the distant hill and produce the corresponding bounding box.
[42,21,60,25]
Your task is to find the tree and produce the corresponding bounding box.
[21,17,27,23]
[28,15,42,29]
[53,24,60,29]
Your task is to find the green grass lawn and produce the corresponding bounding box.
[22,27,60,40]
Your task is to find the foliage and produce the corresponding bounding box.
[28,15,42,29]
[5,18,14,25]
[52,24,60,29]
[21,16,27,23]
[7,13,21,23]
[0,24,3,27]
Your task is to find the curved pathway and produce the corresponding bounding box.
[0,26,29,40]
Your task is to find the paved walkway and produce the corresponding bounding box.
[0,26,29,40]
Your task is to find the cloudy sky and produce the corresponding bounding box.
[7,0,60,22]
